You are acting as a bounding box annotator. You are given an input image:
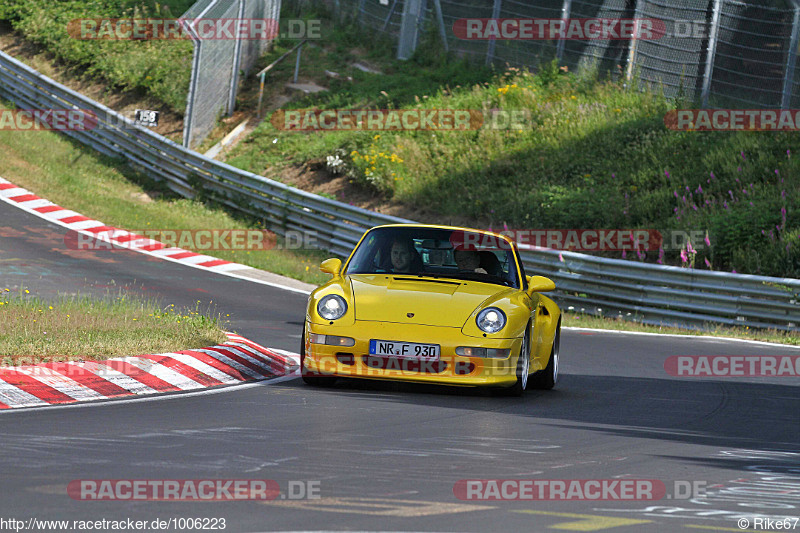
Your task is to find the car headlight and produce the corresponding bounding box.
[317,294,347,320]
[476,307,506,333]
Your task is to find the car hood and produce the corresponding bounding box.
[349,274,510,327]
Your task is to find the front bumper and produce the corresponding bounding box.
[304,320,523,387]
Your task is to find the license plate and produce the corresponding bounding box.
[369,339,440,359]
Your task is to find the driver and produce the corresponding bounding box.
[390,237,421,273]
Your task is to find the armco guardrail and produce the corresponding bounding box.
[0,49,798,331]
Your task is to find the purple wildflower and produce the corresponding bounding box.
[697,185,703,194]
[673,191,678,198]
[710,171,715,179]
[621,250,627,259]
[704,258,712,269]
[728,190,734,199]
[687,240,695,254]
[680,249,688,262]
[657,247,664,264]
[723,201,729,209]
[665,170,670,178]
[692,205,698,211]
[704,234,711,247]
[741,151,746,160]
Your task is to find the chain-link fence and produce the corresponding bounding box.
[182,0,281,149]
[337,0,800,109]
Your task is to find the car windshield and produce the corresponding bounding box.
[344,227,520,288]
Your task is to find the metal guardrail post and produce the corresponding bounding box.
[700,0,722,107]
[486,0,502,66]
[557,0,572,61]
[781,5,800,109]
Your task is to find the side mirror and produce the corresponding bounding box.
[526,275,555,295]
[320,258,342,277]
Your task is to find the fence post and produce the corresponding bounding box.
[432,0,449,52]
[382,0,399,32]
[398,0,424,60]
[485,0,502,66]
[625,0,646,84]
[358,0,366,25]
[782,6,800,109]
[182,20,201,148]
[700,0,722,107]
[293,42,303,83]
[557,0,572,61]
[227,0,245,117]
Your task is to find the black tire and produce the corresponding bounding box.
[300,326,337,387]
[530,321,559,390]
[494,322,531,397]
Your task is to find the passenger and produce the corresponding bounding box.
[454,249,487,274]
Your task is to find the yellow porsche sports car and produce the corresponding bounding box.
[301,224,561,395]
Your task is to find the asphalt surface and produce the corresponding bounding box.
[1,200,799,533]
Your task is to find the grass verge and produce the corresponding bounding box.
[0,288,228,364]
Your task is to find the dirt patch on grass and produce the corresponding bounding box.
[276,161,475,227]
